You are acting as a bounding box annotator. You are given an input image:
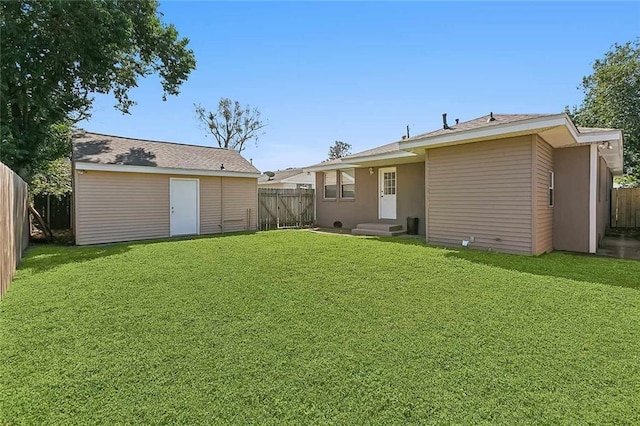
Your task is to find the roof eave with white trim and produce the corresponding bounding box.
[303,163,361,172]
[399,114,568,150]
[74,161,261,178]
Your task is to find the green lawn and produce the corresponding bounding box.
[1,231,639,424]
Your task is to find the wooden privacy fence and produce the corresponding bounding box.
[33,193,72,230]
[258,188,315,230]
[611,187,640,228]
[0,162,29,298]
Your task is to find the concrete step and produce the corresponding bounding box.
[354,223,403,232]
[352,228,406,237]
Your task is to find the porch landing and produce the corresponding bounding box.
[351,223,406,237]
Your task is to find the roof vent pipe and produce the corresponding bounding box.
[455,118,459,125]
[488,112,496,122]
[442,113,449,129]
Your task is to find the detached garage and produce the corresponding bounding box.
[72,132,260,245]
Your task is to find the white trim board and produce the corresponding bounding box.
[346,150,417,163]
[304,163,360,172]
[75,161,260,178]
[589,144,598,254]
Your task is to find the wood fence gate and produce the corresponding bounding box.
[258,188,315,230]
[611,187,640,228]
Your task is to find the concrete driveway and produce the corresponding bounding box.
[598,230,640,260]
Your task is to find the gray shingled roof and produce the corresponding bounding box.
[308,114,559,168]
[305,158,345,168]
[73,131,260,174]
[258,168,305,183]
[342,141,400,159]
[408,113,556,140]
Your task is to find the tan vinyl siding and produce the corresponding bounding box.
[315,163,426,234]
[75,171,169,245]
[200,177,223,234]
[427,136,533,254]
[75,171,257,245]
[222,177,258,233]
[534,136,554,254]
[553,146,590,252]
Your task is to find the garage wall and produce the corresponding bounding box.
[222,177,258,232]
[74,170,257,245]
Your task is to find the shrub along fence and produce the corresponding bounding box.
[258,188,315,230]
[0,161,29,298]
[611,187,640,228]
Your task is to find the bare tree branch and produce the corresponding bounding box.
[328,141,352,160]
[194,98,266,152]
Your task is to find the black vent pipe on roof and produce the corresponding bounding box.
[442,113,449,129]
[488,112,496,122]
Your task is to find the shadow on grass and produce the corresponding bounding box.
[362,235,640,290]
[20,231,259,274]
[445,250,640,290]
[19,244,133,274]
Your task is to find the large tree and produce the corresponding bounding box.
[194,98,266,152]
[327,140,352,160]
[572,39,640,179]
[0,0,196,179]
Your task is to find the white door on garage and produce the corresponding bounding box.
[170,178,199,236]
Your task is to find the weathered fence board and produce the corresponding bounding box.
[0,162,29,298]
[258,188,315,230]
[611,187,640,228]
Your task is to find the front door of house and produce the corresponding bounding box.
[170,178,199,236]
[378,167,397,219]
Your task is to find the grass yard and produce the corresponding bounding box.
[1,231,639,424]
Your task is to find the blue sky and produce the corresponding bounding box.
[81,1,639,172]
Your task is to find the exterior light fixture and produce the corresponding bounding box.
[599,141,613,150]
[369,167,374,175]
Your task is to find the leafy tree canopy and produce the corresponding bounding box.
[328,140,352,160]
[572,39,640,180]
[30,157,72,198]
[0,0,196,179]
[195,98,266,152]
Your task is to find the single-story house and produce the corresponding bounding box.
[306,113,624,255]
[258,168,315,189]
[72,132,260,245]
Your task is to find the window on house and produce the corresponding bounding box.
[341,169,355,198]
[324,171,337,199]
[548,170,554,207]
